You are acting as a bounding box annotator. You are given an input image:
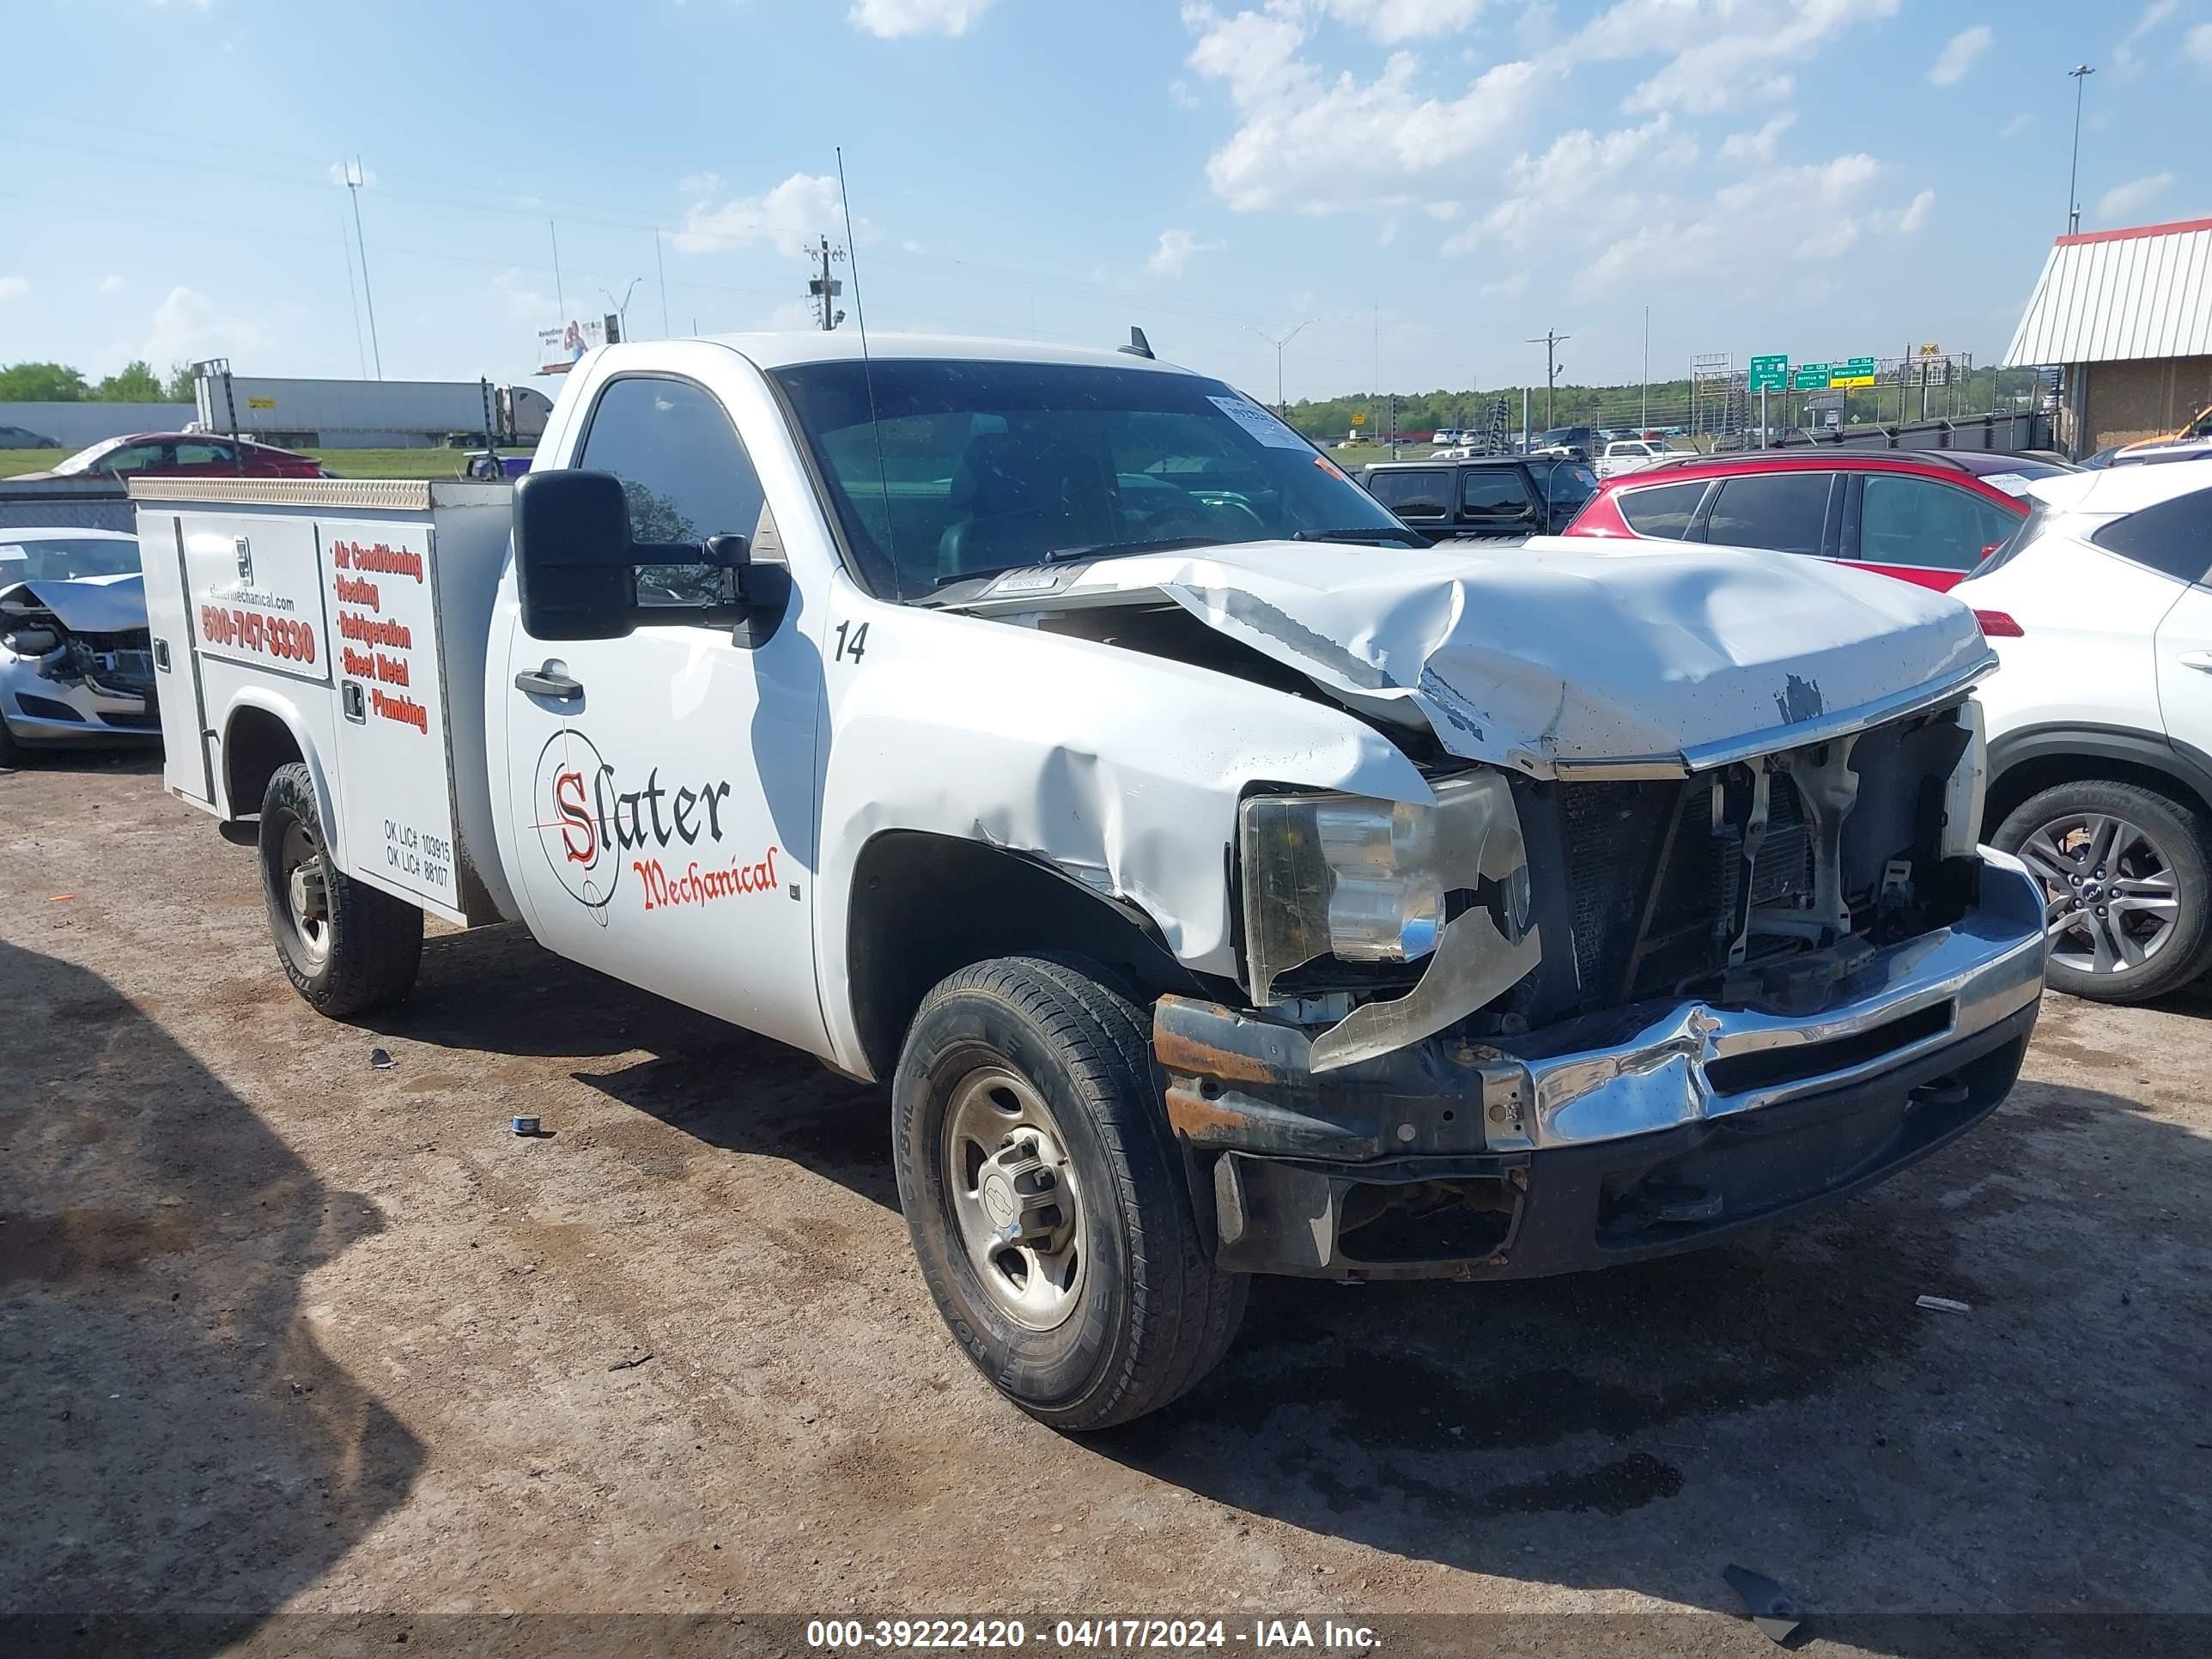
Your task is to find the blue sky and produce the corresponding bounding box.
[1,0,2203,400]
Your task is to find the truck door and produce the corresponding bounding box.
[501,367,829,1055]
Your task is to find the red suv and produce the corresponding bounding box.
[1560,448,2069,591]
[27,432,327,483]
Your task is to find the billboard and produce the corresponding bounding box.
[537,314,622,375]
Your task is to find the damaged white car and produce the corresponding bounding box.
[0,528,159,765]
[131,334,2045,1428]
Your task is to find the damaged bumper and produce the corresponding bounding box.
[1153,851,2045,1280]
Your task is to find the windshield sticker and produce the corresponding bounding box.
[1209,395,1311,451]
[1979,472,2034,497]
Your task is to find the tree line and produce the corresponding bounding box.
[0,360,198,404]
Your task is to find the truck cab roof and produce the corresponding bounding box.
[671,331,1194,375]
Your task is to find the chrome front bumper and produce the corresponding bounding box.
[1498,850,2046,1151]
[1152,852,2045,1279]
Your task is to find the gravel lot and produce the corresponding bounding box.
[3,752,2208,1656]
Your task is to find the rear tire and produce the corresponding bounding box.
[258,761,422,1016]
[893,954,1246,1430]
[1993,779,2212,1004]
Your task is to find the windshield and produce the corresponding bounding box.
[771,358,1412,601]
[0,535,142,580]
[1533,459,1598,510]
[50,439,127,477]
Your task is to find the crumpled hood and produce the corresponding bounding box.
[0,573,147,635]
[1033,536,1990,773]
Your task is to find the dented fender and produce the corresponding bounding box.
[811,580,1432,1078]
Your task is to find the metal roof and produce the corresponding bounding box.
[2003,217,2212,368]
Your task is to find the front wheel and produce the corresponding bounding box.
[893,955,1246,1430]
[258,761,423,1016]
[1993,779,2212,1003]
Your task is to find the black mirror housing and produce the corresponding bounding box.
[514,469,637,641]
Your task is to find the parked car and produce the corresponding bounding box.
[129,331,2039,1427]
[1358,455,1600,543]
[1596,439,1668,478]
[0,424,61,449]
[12,432,327,483]
[0,526,156,764]
[2116,403,2212,459]
[1561,449,2071,591]
[2108,438,2212,469]
[1531,424,1595,460]
[1954,459,2212,1004]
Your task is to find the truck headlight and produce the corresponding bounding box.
[1240,793,1446,1002]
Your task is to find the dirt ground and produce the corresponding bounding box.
[3,751,2209,1657]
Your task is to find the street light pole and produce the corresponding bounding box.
[1527,328,1569,429]
[601,278,642,343]
[1250,319,1316,417]
[343,159,382,380]
[2067,64,2094,234]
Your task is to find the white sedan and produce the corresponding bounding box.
[0,526,155,765]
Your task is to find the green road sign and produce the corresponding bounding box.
[1748,354,1789,392]
[1832,356,1877,388]
[1791,362,1832,391]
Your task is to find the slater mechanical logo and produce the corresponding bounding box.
[531,728,775,924]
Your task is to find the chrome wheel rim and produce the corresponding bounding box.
[281,819,332,965]
[942,1066,1085,1332]
[2015,811,2179,976]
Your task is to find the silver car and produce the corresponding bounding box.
[0,527,158,765]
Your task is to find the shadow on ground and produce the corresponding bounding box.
[0,940,422,1645]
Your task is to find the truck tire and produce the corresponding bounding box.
[1993,778,2212,1004]
[258,761,423,1017]
[893,954,1247,1431]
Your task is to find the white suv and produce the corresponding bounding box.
[1955,459,2212,1002]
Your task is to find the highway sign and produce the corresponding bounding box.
[1748,354,1789,392]
[1791,362,1832,390]
[1832,356,1877,388]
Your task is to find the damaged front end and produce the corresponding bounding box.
[0,583,159,742]
[1160,691,2047,1280]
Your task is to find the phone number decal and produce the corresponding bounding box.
[201,604,319,665]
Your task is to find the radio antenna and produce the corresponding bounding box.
[836,146,897,586]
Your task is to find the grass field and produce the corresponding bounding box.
[0,447,531,482]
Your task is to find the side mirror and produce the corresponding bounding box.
[515,469,637,641]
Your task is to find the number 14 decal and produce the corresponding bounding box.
[833,620,869,663]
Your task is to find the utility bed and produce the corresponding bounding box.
[130,477,515,926]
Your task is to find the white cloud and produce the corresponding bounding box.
[1316,0,1486,44]
[1928,24,1990,87]
[2000,112,2032,138]
[99,274,125,294]
[1718,111,1796,164]
[142,286,267,366]
[676,172,722,196]
[1147,228,1221,277]
[672,173,850,257]
[1480,270,1529,299]
[492,270,556,321]
[2098,172,2172,222]
[1572,153,1920,297]
[2114,0,2179,73]
[1560,0,1901,116]
[1182,3,1546,212]
[849,0,997,38]
[2187,22,2212,66]
[1445,113,1690,254]
[0,276,28,302]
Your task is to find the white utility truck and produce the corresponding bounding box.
[134,333,2046,1428]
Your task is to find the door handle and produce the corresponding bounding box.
[514,668,584,701]
[2179,651,2212,674]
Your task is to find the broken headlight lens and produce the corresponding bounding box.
[1240,793,1444,1002]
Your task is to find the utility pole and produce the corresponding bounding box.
[343,160,382,380]
[1527,328,1568,429]
[550,220,566,318]
[809,237,846,331]
[1641,306,1650,433]
[337,206,367,380]
[654,228,671,337]
[2066,64,2094,233]
[1250,319,1317,417]
[601,278,641,343]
